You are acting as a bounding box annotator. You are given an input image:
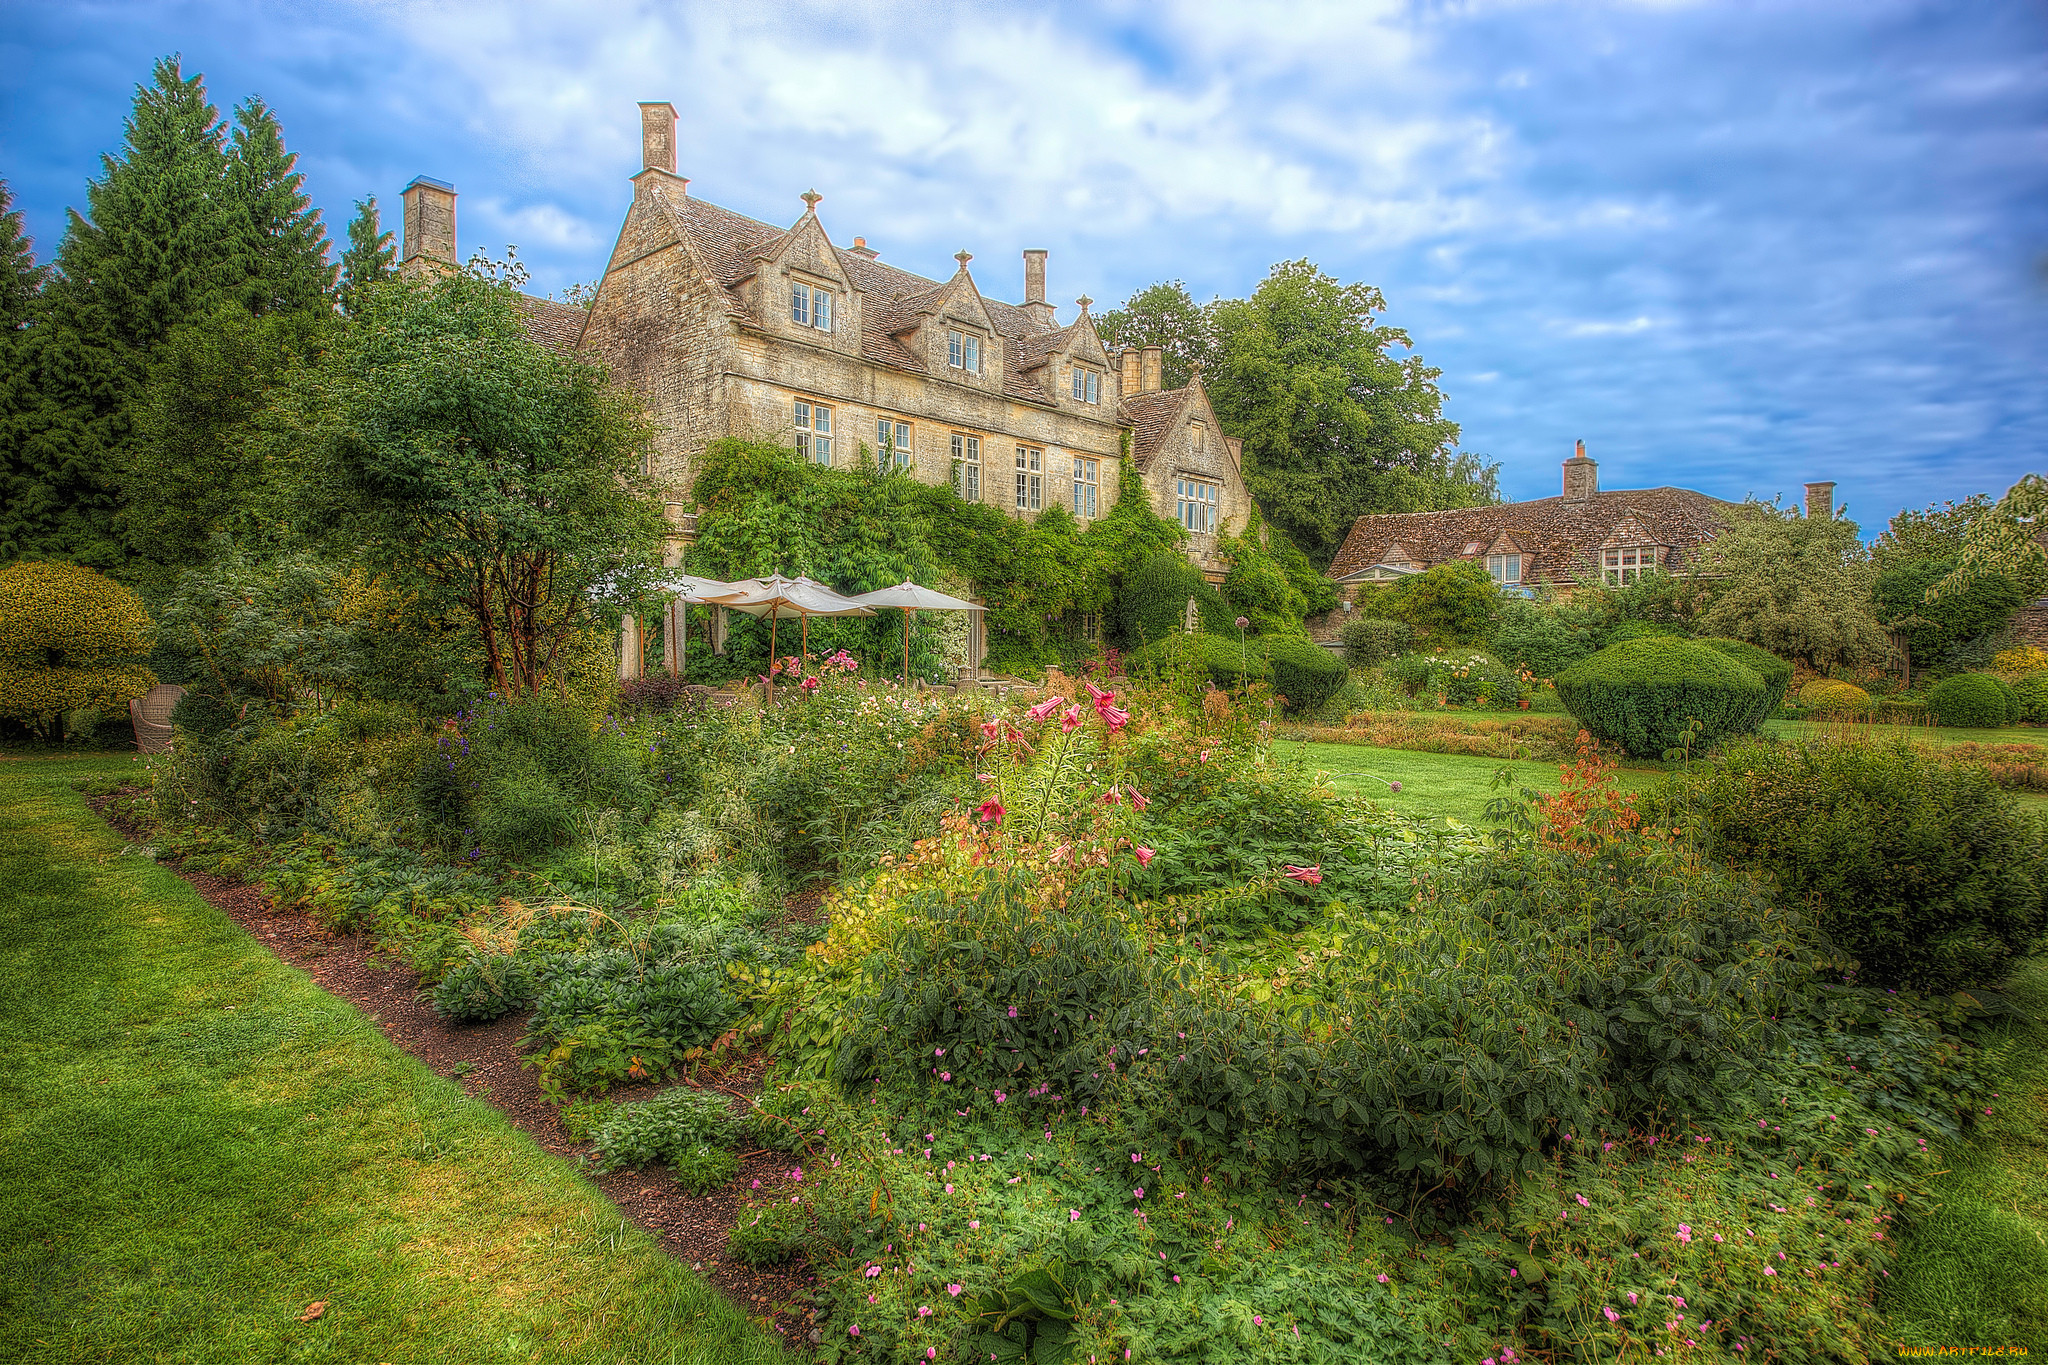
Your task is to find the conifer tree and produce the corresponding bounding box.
[0,181,49,329]
[338,196,395,316]
[0,183,54,562]
[226,96,335,316]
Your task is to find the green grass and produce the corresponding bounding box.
[1883,959,2048,1348]
[0,755,784,1365]
[1278,741,1662,824]
[1765,718,2048,748]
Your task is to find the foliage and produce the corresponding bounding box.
[1693,501,1891,669]
[1381,559,1499,644]
[1217,513,1305,635]
[1386,650,1528,710]
[2011,671,2048,724]
[1338,616,1410,667]
[1925,673,2011,729]
[1926,473,2048,604]
[1696,637,1793,728]
[430,952,537,1023]
[1122,632,1267,696]
[1200,260,1496,566]
[1665,737,2048,991]
[1796,678,1872,713]
[279,264,663,696]
[1555,637,1768,757]
[337,194,395,316]
[521,951,740,1097]
[1489,598,1598,680]
[1115,549,1234,649]
[1873,494,1993,570]
[1262,637,1346,715]
[1873,557,2027,667]
[421,697,652,855]
[0,560,155,736]
[1092,280,1211,391]
[587,1084,740,1190]
[1991,644,2048,673]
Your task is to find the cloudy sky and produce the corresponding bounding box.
[4,0,2043,531]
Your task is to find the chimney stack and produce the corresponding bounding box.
[1141,345,1164,393]
[638,101,678,175]
[848,236,878,259]
[400,177,457,273]
[1804,481,1837,520]
[1021,249,1054,327]
[1562,438,1598,502]
[1120,348,1141,398]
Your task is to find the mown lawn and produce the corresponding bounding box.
[1276,741,1663,824]
[0,754,784,1365]
[1764,718,2048,748]
[1883,959,2048,1347]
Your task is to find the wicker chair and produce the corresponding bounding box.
[128,683,186,755]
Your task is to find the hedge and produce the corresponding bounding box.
[2013,671,2048,724]
[1124,632,1267,694]
[1555,637,1768,757]
[1926,673,2009,729]
[1339,616,1410,667]
[1797,679,1872,714]
[1264,636,1347,715]
[1698,637,1792,729]
[0,561,157,737]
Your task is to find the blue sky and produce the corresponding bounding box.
[4,0,2043,535]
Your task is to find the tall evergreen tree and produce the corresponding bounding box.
[0,183,54,562]
[0,181,50,329]
[225,97,335,316]
[338,195,395,316]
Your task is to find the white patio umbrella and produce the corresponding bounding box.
[699,574,874,698]
[848,581,986,686]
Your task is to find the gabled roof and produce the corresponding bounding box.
[518,296,590,355]
[1120,387,1192,469]
[1327,486,1736,584]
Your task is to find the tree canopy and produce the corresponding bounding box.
[1694,502,1890,670]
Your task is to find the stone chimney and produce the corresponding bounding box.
[848,236,878,259]
[1562,438,1598,502]
[1120,348,1141,398]
[1021,249,1054,327]
[1804,481,1836,519]
[639,101,678,175]
[1141,345,1164,393]
[400,177,456,273]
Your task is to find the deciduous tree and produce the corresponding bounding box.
[1693,502,1890,670]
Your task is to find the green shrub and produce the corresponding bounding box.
[1114,550,1233,648]
[1667,738,2048,991]
[1490,604,1598,679]
[1383,560,1499,643]
[476,772,579,855]
[1994,674,2022,725]
[1123,632,1267,694]
[1927,673,2010,728]
[729,1198,812,1266]
[431,954,538,1022]
[1597,619,1673,648]
[0,561,158,738]
[1556,637,1768,757]
[1386,650,1526,709]
[2013,671,2048,723]
[588,1084,740,1189]
[1697,637,1792,728]
[1264,637,1346,714]
[520,952,739,1094]
[1338,616,1410,667]
[1798,678,1873,713]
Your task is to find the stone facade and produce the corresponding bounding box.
[401,102,1254,585]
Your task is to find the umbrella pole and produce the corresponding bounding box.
[903,609,912,688]
[768,613,779,705]
[801,613,809,664]
[680,601,687,680]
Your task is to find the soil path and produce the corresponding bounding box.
[89,796,822,1353]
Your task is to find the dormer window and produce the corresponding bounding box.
[1487,553,1522,586]
[791,281,832,332]
[1603,545,1651,585]
[1070,366,1100,404]
[947,329,981,373]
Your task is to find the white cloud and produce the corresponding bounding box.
[1550,315,1662,337]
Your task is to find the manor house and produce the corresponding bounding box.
[400,102,1253,584]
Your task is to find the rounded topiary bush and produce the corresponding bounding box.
[1264,636,1347,714]
[1798,678,1872,713]
[1339,616,1410,667]
[1927,672,2009,728]
[1124,632,1267,693]
[1698,638,1792,728]
[1555,637,1767,757]
[0,561,157,737]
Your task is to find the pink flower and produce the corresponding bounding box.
[1061,705,1082,733]
[1026,695,1065,721]
[1253,1316,1263,1326]
[940,1072,951,1082]
[1126,785,1150,810]
[1282,864,1323,886]
[947,1284,963,1297]
[1099,702,1131,732]
[1135,845,1156,867]
[1235,616,1249,630]
[1575,1194,1590,1207]
[1134,1187,1145,1199]
[976,798,1005,826]
[1100,787,1123,805]
[800,674,820,692]
[848,1325,860,1336]
[1763,1267,1777,1276]
[1604,1307,1620,1323]
[1085,681,1110,702]
[1389,781,1402,792]
[1070,1209,1081,1221]
[969,1220,980,1229]
[1628,1292,1638,1305]
[1676,1224,1693,1243]
[1376,1274,1389,1284]
[1007,1005,1019,1018]
[981,720,1000,739]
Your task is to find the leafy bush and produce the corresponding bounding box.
[1383,560,1499,643]
[729,1197,812,1266]
[1115,549,1234,648]
[1667,737,2048,991]
[431,953,538,1022]
[2013,671,2048,723]
[1264,637,1346,714]
[1339,616,1411,667]
[0,561,157,737]
[1387,650,1528,709]
[521,951,739,1095]
[1123,632,1267,694]
[1926,673,2009,728]
[1797,678,1872,713]
[1490,603,1598,679]
[1993,645,2048,672]
[1556,637,1767,757]
[1873,557,2027,663]
[1697,637,1792,727]
[587,1084,740,1189]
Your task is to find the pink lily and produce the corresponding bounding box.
[1026,694,1065,722]
[976,799,1006,826]
[1282,864,1323,886]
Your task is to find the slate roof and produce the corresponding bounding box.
[647,185,1063,404]
[1120,387,1192,470]
[1327,486,1736,586]
[518,296,590,355]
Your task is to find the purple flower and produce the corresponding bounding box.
[1604,1307,1620,1323]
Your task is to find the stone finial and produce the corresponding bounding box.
[1076,294,1093,311]
[801,189,822,210]
[954,249,973,269]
